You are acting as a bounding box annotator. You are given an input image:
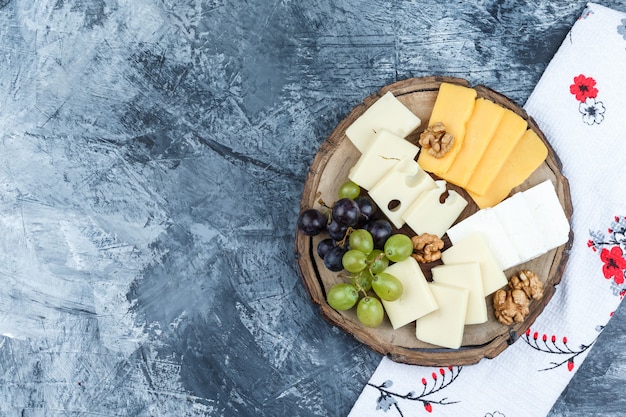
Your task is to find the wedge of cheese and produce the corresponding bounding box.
[402,180,468,238]
[468,128,548,208]
[521,179,570,250]
[440,98,505,187]
[369,158,438,228]
[348,129,419,190]
[380,257,438,330]
[345,91,422,153]
[465,109,527,196]
[441,232,507,296]
[415,283,469,349]
[431,262,488,325]
[417,83,477,175]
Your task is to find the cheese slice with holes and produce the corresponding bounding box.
[345,91,422,153]
[380,257,438,330]
[431,262,487,325]
[417,83,477,175]
[441,233,507,296]
[402,180,468,237]
[347,129,419,191]
[415,282,469,349]
[368,158,438,228]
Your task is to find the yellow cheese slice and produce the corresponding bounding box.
[440,98,505,187]
[417,83,477,175]
[469,129,548,208]
[465,109,527,195]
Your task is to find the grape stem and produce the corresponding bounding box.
[337,226,355,247]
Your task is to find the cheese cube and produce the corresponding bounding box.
[345,91,422,153]
[441,233,507,296]
[402,180,468,238]
[465,109,527,196]
[468,128,548,209]
[521,180,570,250]
[380,257,438,330]
[440,98,506,187]
[446,208,521,270]
[431,263,487,325]
[492,193,546,264]
[417,83,477,175]
[369,158,438,228]
[347,130,419,190]
[415,283,469,349]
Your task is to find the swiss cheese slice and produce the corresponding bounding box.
[431,262,488,325]
[417,83,477,175]
[347,130,419,190]
[468,128,548,208]
[465,109,527,196]
[402,180,468,238]
[368,158,438,228]
[415,283,469,349]
[345,91,422,153]
[380,257,438,330]
[440,98,505,187]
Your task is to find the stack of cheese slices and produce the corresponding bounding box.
[341,83,569,349]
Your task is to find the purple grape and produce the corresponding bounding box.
[317,238,336,259]
[355,196,377,222]
[332,198,361,227]
[324,246,347,272]
[327,220,348,241]
[367,219,393,250]
[297,209,327,236]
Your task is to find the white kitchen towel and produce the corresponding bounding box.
[349,3,626,416]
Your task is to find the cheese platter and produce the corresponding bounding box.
[294,76,573,366]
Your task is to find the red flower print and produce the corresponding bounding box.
[570,74,598,102]
[600,246,626,285]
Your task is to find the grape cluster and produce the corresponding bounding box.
[297,181,415,327]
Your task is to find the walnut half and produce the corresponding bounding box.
[418,122,454,158]
[493,269,544,326]
[411,233,444,263]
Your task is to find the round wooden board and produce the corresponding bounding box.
[294,76,574,366]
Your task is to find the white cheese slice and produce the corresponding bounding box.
[441,232,507,296]
[446,208,521,270]
[402,180,468,237]
[521,179,570,250]
[347,130,419,191]
[415,282,469,349]
[492,193,547,264]
[380,257,438,330]
[345,91,422,153]
[431,262,487,325]
[369,158,438,228]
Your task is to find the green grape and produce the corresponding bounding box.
[356,297,384,327]
[327,283,359,310]
[349,229,374,255]
[372,273,403,301]
[384,234,413,262]
[342,249,368,273]
[352,270,373,291]
[367,249,389,274]
[337,180,361,200]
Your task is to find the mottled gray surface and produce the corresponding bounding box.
[0,0,624,415]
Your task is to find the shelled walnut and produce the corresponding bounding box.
[418,122,454,158]
[493,269,544,326]
[411,233,444,263]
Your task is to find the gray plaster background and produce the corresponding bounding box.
[0,0,624,415]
